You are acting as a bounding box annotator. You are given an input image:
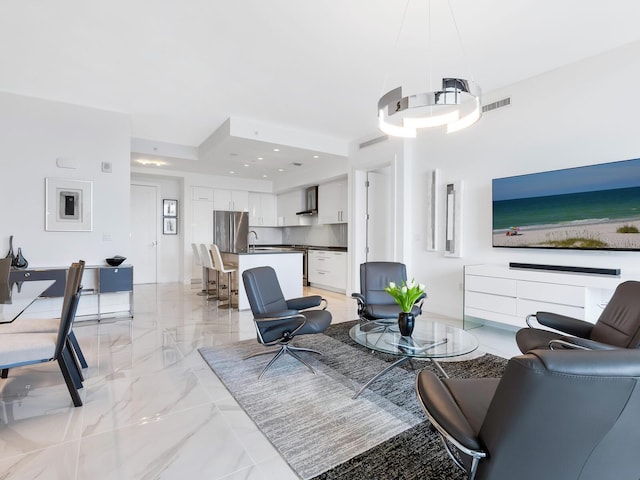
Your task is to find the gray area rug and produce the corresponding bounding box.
[199,320,507,479]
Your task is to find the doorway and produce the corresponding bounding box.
[366,167,393,262]
[130,184,158,284]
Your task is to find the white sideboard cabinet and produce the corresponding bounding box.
[463,264,627,328]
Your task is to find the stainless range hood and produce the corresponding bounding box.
[296,185,318,216]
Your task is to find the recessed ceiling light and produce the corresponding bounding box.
[278,168,284,172]
[273,148,280,152]
[263,174,268,178]
[257,157,263,160]
[313,155,319,159]
[229,170,235,174]
[135,159,167,167]
[243,164,249,167]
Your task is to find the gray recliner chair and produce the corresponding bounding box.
[351,262,425,325]
[242,266,332,379]
[416,348,640,480]
[516,280,640,353]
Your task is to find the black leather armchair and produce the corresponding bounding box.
[352,262,425,325]
[242,266,332,379]
[416,348,640,480]
[516,280,640,353]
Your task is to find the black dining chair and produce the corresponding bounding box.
[1,260,88,370]
[242,266,332,378]
[0,261,85,406]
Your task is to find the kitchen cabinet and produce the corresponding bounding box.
[191,186,214,201]
[308,250,347,292]
[248,192,277,226]
[277,190,305,226]
[463,264,621,329]
[318,178,347,224]
[213,189,249,211]
[191,186,214,280]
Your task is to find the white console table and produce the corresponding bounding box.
[463,264,629,329]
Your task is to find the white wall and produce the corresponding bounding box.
[0,92,131,267]
[408,41,640,319]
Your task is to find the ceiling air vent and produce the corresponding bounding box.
[359,135,388,149]
[482,97,511,113]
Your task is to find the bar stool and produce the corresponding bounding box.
[198,244,218,301]
[210,244,238,309]
[191,243,209,296]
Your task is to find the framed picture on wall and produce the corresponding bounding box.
[163,217,178,235]
[163,199,178,217]
[45,178,93,231]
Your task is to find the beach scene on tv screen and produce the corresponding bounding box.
[492,158,640,250]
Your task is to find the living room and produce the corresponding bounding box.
[2,2,640,479]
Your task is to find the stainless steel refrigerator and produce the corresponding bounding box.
[213,210,249,253]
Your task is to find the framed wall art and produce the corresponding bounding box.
[45,178,93,232]
[163,199,178,217]
[163,217,178,235]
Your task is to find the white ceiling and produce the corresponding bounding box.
[2,1,640,179]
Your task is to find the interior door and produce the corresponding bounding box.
[130,184,158,284]
[366,169,392,262]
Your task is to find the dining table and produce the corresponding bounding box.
[0,280,55,323]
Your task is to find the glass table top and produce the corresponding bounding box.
[0,280,55,323]
[349,319,479,359]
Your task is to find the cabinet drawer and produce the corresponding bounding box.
[99,267,133,293]
[517,298,585,320]
[517,280,585,307]
[466,275,516,297]
[465,291,517,316]
[9,269,67,297]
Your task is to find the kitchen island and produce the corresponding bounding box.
[221,249,303,310]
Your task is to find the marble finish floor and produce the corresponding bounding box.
[0,283,519,479]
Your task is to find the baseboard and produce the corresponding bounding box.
[509,262,620,276]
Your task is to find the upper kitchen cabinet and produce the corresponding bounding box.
[318,178,347,224]
[248,192,277,227]
[277,189,305,226]
[192,186,214,201]
[213,189,249,211]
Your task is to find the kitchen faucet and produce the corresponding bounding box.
[248,230,258,252]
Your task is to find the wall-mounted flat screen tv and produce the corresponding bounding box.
[492,157,640,251]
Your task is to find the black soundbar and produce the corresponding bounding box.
[509,262,620,276]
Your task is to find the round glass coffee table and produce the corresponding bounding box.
[349,320,479,399]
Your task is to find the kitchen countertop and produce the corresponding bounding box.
[226,249,303,255]
[251,244,348,252]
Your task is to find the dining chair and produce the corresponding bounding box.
[210,244,238,309]
[0,260,88,371]
[0,262,85,407]
[0,257,11,283]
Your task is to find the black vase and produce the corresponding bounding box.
[13,247,28,269]
[398,311,415,337]
[5,235,15,265]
